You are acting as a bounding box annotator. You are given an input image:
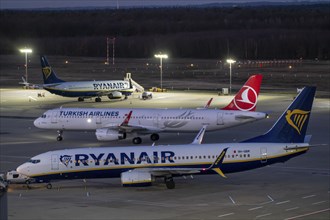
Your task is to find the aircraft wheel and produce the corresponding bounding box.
[150,133,159,141]
[57,136,63,141]
[124,96,128,100]
[164,177,175,189]
[132,137,142,145]
[78,97,84,102]
[95,97,102,102]
[46,183,52,189]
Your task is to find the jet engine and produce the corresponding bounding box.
[95,128,126,141]
[108,91,122,99]
[121,170,153,187]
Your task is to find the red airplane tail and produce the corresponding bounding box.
[221,74,263,111]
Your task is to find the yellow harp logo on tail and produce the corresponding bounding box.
[42,67,52,79]
[285,109,310,135]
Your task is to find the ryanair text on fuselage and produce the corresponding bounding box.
[93,82,129,90]
[61,151,176,167]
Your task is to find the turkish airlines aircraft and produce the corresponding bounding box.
[34,75,266,144]
[40,56,134,102]
[17,87,316,189]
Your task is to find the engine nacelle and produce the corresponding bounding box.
[95,128,126,141]
[121,170,153,187]
[108,91,122,99]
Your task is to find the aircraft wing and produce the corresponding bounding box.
[133,148,229,178]
[102,111,163,133]
[119,124,163,133]
[235,115,261,120]
[133,168,202,177]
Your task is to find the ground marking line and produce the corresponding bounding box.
[218,213,234,218]
[228,196,236,204]
[276,200,290,205]
[286,207,299,211]
[256,213,272,218]
[312,200,327,205]
[249,206,263,211]
[284,208,330,220]
[302,194,316,199]
[267,195,274,202]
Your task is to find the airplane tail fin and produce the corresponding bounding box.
[221,74,263,111]
[243,87,316,143]
[40,56,65,84]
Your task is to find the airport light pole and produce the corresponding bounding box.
[19,48,32,83]
[226,59,236,95]
[154,53,168,90]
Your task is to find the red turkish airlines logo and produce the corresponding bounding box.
[233,86,258,111]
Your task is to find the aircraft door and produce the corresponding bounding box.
[51,111,58,123]
[153,114,159,128]
[51,154,59,170]
[96,116,102,125]
[260,147,267,163]
[217,112,224,125]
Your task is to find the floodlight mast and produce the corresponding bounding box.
[19,48,32,84]
[154,53,168,90]
[226,59,236,95]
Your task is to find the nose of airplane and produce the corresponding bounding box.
[34,118,41,128]
[17,163,29,176]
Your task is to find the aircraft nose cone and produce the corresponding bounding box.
[17,164,29,176]
[34,118,40,128]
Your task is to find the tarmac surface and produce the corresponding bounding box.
[0,88,329,220]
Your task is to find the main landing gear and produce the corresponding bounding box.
[46,183,52,189]
[132,137,142,144]
[132,133,160,144]
[164,177,175,189]
[78,97,102,102]
[150,133,159,141]
[57,130,63,141]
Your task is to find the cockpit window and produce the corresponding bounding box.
[41,114,47,118]
[28,159,41,164]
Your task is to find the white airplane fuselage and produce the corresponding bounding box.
[44,80,133,98]
[34,108,267,133]
[16,142,309,182]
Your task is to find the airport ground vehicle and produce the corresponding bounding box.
[6,170,32,184]
[141,91,153,100]
[0,174,8,192]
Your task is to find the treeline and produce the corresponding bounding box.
[0,4,329,59]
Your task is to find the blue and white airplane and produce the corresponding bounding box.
[40,56,134,102]
[34,75,267,144]
[17,87,316,189]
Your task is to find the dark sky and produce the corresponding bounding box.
[0,0,327,9]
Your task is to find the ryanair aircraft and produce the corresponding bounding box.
[40,56,134,102]
[34,75,267,144]
[17,87,316,189]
